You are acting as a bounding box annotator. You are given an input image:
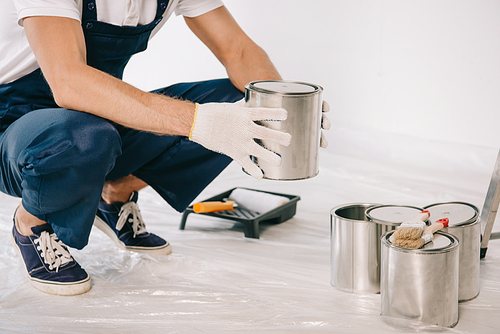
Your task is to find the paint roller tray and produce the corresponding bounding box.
[179,187,300,239]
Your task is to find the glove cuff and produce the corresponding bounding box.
[188,103,199,141]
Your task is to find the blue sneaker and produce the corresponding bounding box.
[11,212,91,296]
[94,191,171,255]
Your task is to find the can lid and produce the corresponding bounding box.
[420,233,452,250]
[247,80,322,95]
[423,202,479,227]
[365,205,425,226]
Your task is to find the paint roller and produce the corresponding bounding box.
[193,188,290,214]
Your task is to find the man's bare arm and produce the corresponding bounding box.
[23,16,195,136]
[184,6,282,91]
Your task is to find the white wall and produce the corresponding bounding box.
[124,0,500,149]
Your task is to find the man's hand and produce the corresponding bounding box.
[189,101,292,179]
[320,101,331,148]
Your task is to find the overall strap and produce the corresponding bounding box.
[155,0,170,21]
[82,0,97,22]
[82,1,170,23]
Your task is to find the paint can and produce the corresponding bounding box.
[330,203,382,293]
[381,230,459,327]
[330,204,425,294]
[330,203,425,293]
[365,205,426,227]
[244,80,323,180]
[424,202,481,302]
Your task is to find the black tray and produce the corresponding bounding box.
[179,187,300,238]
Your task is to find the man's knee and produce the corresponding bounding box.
[10,108,122,174]
[53,109,122,161]
[30,109,121,163]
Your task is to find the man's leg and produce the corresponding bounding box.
[0,108,122,295]
[0,108,122,248]
[101,174,148,204]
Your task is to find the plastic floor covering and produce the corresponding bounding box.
[0,126,499,333]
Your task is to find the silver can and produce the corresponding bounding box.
[330,203,387,294]
[424,202,481,302]
[381,231,460,327]
[365,205,426,226]
[330,204,425,294]
[244,80,323,180]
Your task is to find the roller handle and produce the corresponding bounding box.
[423,218,449,235]
[193,201,236,213]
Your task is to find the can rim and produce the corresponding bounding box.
[365,204,425,226]
[381,230,459,253]
[330,203,380,223]
[246,80,323,96]
[423,201,479,226]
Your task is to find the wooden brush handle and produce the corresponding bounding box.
[423,218,449,235]
[406,210,430,224]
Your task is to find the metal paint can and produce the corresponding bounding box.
[330,203,381,293]
[381,230,459,327]
[365,205,426,227]
[244,80,323,180]
[330,204,425,294]
[329,202,421,293]
[424,202,481,302]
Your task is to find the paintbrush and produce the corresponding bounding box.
[392,210,430,240]
[393,218,449,249]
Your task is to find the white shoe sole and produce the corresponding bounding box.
[93,216,172,256]
[11,230,91,296]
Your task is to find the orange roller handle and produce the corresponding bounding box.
[193,201,236,213]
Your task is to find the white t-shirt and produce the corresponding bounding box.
[0,0,223,84]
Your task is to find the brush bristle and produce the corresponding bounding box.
[393,227,424,240]
[393,237,425,249]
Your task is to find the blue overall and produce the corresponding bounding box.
[0,0,243,249]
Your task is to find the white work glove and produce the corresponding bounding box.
[189,100,292,179]
[320,100,331,148]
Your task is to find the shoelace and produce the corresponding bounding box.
[116,201,147,238]
[34,231,73,272]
